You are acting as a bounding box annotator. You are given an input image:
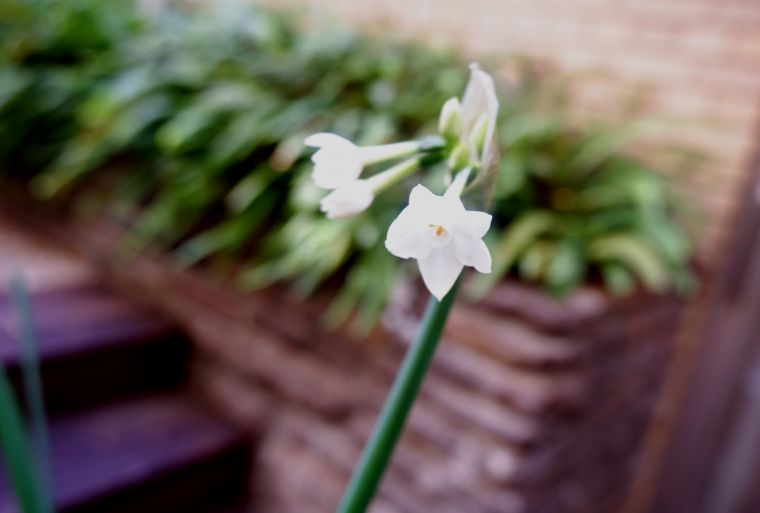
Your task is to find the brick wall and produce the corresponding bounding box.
[264,0,760,260]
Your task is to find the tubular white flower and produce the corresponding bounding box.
[385,179,492,300]
[305,132,420,190]
[320,180,374,219]
[305,133,364,190]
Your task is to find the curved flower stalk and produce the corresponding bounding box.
[303,65,500,513]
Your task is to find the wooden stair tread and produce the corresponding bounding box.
[0,285,176,366]
[0,285,188,413]
[0,395,248,513]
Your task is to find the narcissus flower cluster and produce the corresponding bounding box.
[304,134,421,219]
[304,64,500,300]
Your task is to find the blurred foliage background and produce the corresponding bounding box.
[0,0,694,333]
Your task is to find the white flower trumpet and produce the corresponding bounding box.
[305,133,419,190]
[385,174,492,300]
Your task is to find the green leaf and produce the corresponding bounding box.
[589,234,670,293]
[602,263,636,296]
[176,193,278,266]
[467,211,555,298]
[226,168,277,213]
[518,240,553,282]
[0,0,697,331]
[545,239,584,296]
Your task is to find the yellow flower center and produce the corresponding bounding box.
[428,224,446,236]
[423,223,451,248]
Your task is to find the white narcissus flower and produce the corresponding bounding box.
[320,180,374,219]
[305,132,419,190]
[385,181,492,300]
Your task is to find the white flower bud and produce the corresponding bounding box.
[447,142,471,172]
[319,180,374,219]
[468,114,489,160]
[461,64,499,170]
[438,97,463,141]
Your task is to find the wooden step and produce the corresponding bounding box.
[0,285,189,413]
[214,505,251,513]
[0,394,250,513]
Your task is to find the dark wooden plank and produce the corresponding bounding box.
[213,505,251,513]
[0,395,249,513]
[0,285,176,366]
[0,285,189,413]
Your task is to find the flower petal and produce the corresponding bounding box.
[408,184,440,209]
[385,206,431,259]
[307,135,364,189]
[312,158,362,189]
[464,211,492,238]
[418,246,464,300]
[320,180,374,219]
[304,132,350,148]
[453,235,492,273]
[409,184,461,229]
[461,66,498,149]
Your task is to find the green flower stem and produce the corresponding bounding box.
[417,134,446,153]
[367,157,421,195]
[448,167,472,197]
[335,277,462,513]
[363,136,446,168]
[363,141,421,167]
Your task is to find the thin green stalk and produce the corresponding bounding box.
[366,157,421,195]
[10,273,53,512]
[0,363,48,513]
[335,278,461,513]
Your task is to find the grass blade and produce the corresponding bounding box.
[0,362,49,513]
[10,273,53,512]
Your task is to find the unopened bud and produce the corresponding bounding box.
[469,114,490,160]
[320,180,374,219]
[448,143,471,172]
[438,97,463,141]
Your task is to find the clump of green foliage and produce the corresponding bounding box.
[0,0,693,332]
